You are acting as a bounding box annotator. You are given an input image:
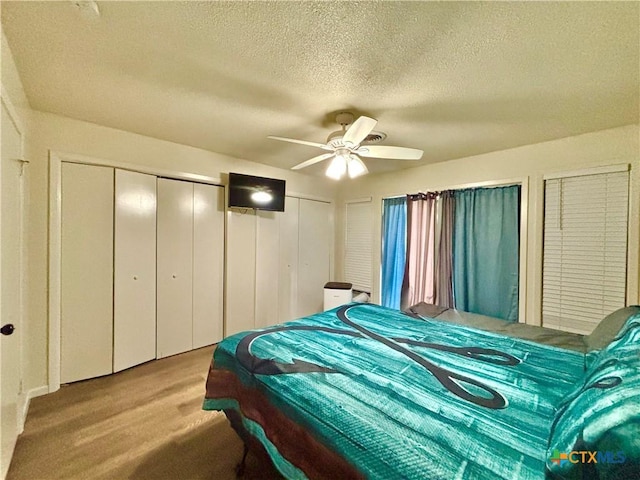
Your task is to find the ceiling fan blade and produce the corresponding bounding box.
[357,145,423,160]
[342,116,377,146]
[268,136,332,151]
[291,153,335,170]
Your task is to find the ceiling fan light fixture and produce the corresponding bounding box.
[326,155,347,180]
[347,155,368,178]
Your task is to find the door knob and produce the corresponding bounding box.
[1,324,15,336]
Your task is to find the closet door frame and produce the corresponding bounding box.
[48,152,224,393]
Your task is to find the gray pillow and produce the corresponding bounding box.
[584,305,640,351]
[405,302,448,319]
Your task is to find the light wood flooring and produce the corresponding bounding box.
[7,346,283,480]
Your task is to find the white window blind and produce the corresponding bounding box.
[344,200,373,292]
[542,170,629,334]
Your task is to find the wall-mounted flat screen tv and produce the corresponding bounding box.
[228,172,286,212]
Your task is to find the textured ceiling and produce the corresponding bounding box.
[2,1,638,176]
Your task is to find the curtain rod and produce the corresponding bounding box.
[382,181,520,201]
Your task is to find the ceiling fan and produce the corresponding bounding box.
[268,112,423,180]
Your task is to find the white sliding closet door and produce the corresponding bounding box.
[192,184,224,348]
[255,210,280,328]
[278,198,300,323]
[157,178,194,358]
[226,210,256,336]
[297,199,332,318]
[60,163,114,383]
[114,170,157,372]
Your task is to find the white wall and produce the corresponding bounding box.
[336,124,640,325]
[24,109,337,392]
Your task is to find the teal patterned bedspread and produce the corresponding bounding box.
[204,303,586,479]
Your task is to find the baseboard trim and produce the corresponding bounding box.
[28,385,50,399]
[19,386,49,434]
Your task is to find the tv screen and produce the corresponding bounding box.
[228,173,286,212]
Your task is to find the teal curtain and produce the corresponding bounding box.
[381,197,406,309]
[452,185,520,321]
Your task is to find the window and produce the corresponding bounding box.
[344,200,373,292]
[542,168,629,334]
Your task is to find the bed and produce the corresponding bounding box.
[203,303,640,479]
